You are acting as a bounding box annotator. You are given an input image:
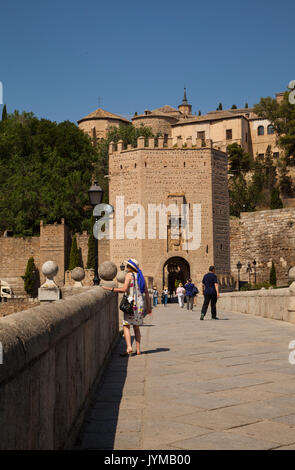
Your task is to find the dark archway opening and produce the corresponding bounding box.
[163,257,191,298]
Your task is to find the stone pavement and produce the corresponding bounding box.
[75,303,295,450]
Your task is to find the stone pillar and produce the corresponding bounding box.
[196,138,202,147]
[117,140,124,152]
[167,137,173,148]
[148,137,155,148]
[186,137,192,148]
[206,139,213,148]
[158,136,164,148]
[177,136,183,148]
[38,261,61,302]
[137,136,145,149]
[108,141,116,154]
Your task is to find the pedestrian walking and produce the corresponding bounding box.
[176,283,186,308]
[200,266,220,320]
[162,286,168,306]
[102,258,152,355]
[152,286,158,307]
[185,279,197,310]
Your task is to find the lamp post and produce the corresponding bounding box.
[246,262,252,285]
[237,261,242,291]
[88,181,104,285]
[253,259,257,285]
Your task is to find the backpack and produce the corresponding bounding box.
[192,285,199,296]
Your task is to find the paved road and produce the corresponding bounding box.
[75,303,295,450]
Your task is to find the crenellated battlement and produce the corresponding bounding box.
[108,136,214,154]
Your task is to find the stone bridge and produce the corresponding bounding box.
[1,284,295,450]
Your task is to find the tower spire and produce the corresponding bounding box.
[182,87,188,105]
[178,87,192,116]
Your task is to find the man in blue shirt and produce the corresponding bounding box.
[200,266,220,320]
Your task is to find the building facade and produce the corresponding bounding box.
[108,136,231,291]
[77,89,282,160]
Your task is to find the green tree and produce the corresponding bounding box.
[229,174,255,217]
[269,260,277,286]
[2,105,7,121]
[68,234,80,270]
[245,103,249,108]
[0,111,99,236]
[270,187,283,209]
[217,103,223,111]
[22,257,37,296]
[227,143,252,175]
[198,110,202,116]
[254,92,295,163]
[277,156,293,196]
[231,104,237,109]
[264,145,277,192]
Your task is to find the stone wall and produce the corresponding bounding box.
[0,221,110,295]
[0,287,119,449]
[0,236,40,294]
[0,298,40,317]
[230,209,295,286]
[218,286,295,325]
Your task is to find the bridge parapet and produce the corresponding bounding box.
[0,285,119,449]
[218,284,295,324]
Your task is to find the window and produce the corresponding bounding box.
[267,125,275,135]
[258,126,264,136]
[226,129,232,140]
[273,152,279,159]
[197,131,205,140]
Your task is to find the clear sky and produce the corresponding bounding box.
[0,0,294,124]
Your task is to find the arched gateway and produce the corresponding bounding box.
[163,257,190,293]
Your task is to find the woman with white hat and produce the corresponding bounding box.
[102,258,152,356]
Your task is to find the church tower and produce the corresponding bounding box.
[178,87,192,115]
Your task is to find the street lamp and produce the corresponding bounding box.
[253,260,257,285]
[237,261,242,291]
[88,181,104,285]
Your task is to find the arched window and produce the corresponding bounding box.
[267,124,275,135]
[258,126,264,136]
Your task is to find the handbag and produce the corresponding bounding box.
[120,294,134,316]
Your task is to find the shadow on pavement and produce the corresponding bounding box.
[74,335,130,450]
[139,347,170,355]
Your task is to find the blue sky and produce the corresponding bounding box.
[0,0,294,124]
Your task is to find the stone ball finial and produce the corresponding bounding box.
[42,261,58,279]
[98,261,117,281]
[71,267,85,282]
[41,260,58,288]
